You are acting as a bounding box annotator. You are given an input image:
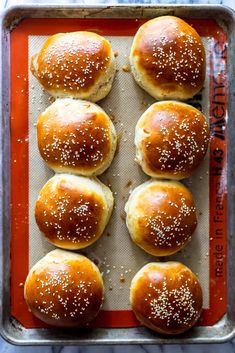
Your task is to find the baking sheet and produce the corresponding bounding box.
[3,6,233,344]
[28,35,210,312]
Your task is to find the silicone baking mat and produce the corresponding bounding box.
[10,18,227,328]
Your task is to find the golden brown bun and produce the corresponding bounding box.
[135,101,209,179]
[130,16,205,101]
[24,249,104,327]
[37,99,117,176]
[35,174,113,250]
[130,262,202,334]
[31,31,116,102]
[125,180,197,256]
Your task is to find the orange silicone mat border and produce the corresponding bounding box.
[10,18,227,329]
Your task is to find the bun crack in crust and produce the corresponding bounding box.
[31,31,116,102]
[125,180,197,256]
[130,16,205,100]
[130,262,203,334]
[135,101,209,179]
[35,174,114,250]
[24,249,104,327]
[37,99,117,176]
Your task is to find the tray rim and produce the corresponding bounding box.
[1,3,235,346]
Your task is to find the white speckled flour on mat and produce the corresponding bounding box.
[28,36,210,310]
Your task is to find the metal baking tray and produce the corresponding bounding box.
[1,4,235,345]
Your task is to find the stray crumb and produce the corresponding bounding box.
[122,65,130,72]
[110,114,117,124]
[114,51,119,57]
[19,282,24,288]
[141,99,148,107]
[106,232,111,237]
[199,211,203,216]
[126,180,132,188]
[120,277,125,283]
[120,212,126,222]
[109,286,113,291]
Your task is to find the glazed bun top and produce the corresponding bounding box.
[130,262,203,335]
[34,174,114,250]
[31,31,116,102]
[135,101,209,180]
[37,99,117,176]
[130,16,205,101]
[24,249,104,327]
[125,180,197,256]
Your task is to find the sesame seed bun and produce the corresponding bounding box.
[125,180,197,256]
[24,249,104,327]
[31,31,116,102]
[35,174,114,250]
[130,262,203,334]
[130,16,205,101]
[37,99,117,176]
[135,101,209,180]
